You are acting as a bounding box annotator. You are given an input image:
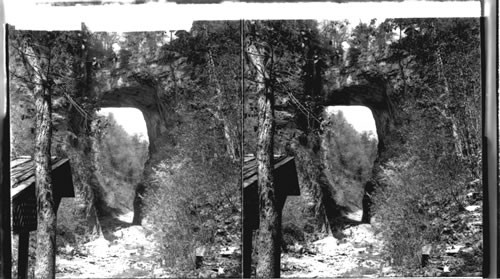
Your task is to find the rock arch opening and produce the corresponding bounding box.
[96,82,172,224]
[325,106,378,142]
[321,106,378,228]
[97,83,169,155]
[320,81,395,230]
[323,82,394,155]
[93,107,150,223]
[97,107,149,143]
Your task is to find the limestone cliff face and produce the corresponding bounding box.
[268,56,399,230]
[92,52,189,224]
[94,56,187,155]
[91,39,400,230]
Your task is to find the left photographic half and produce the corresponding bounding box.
[8,21,242,278]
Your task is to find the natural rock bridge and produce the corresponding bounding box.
[92,43,397,228]
[93,57,187,224]
[321,74,396,224]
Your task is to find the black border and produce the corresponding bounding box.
[480,16,489,278]
[495,0,499,276]
[2,10,495,279]
[2,24,12,279]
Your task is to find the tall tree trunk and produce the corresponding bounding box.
[436,50,464,158]
[34,84,56,279]
[207,106,240,161]
[21,42,57,279]
[132,156,153,225]
[207,49,240,161]
[246,34,280,278]
[68,29,103,236]
[221,116,239,160]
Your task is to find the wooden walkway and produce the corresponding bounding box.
[242,154,301,278]
[10,156,75,279]
[243,155,300,196]
[11,157,71,199]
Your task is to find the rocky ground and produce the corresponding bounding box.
[54,202,482,278]
[55,212,160,278]
[55,212,240,278]
[281,188,483,278]
[281,224,392,278]
[14,189,482,278]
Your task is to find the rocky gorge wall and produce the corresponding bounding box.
[91,52,187,224]
[88,32,399,232]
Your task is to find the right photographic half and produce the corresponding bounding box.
[243,18,483,278]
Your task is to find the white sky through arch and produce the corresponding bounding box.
[325,106,377,140]
[97,106,377,144]
[97,107,149,142]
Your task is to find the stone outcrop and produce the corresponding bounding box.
[91,39,398,230]
[323,80,394,155]
[92,54,188,224]
[271,59,398,230]
[321,72,397,225]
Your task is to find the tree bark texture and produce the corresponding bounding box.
[34,83,56,279]
[67,33,103,237]
[246,36,280,278]
[22,43,57,279]
[436,49,481,178]
[133,156,153,226]
[207,49,240,161]
[436,50,464,159]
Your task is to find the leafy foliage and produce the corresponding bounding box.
[159,21,242,160]
[263,18,481,275]
[281,196,315,249]
[144,157,240,271]
[244,20,332,154]
[143,86,241,273]
[322,111,377,213]
[140,22,242,275]
[8,18,482,277]
[8,29,91,157]
[369,18,482,273]
[93,112,149,215]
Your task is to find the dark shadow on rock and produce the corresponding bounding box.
[100,215,134,242]
[361,180,375,223]
[454,248,483,277]
[132,183,145,225]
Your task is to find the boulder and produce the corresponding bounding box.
[198,269,217,278]
[460,246,475,256]
[445,245,464,255]
[344,224,376,245]
[343,209,363,222]
[115,225,150,249]
[421,244,432,267]
[465,205,481,212]
[313,236,338,256]
[220,246,238,257]
[83,237,110,256]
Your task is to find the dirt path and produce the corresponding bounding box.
[282,224,394,278]
[56,212,171,278]
[55,211,241,278]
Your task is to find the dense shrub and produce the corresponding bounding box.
[93,112,149,215]
[322,111,377,207]
[144,156,240,271]
[372,152,469,270]
[282,223,305,251]
[282,196,310,249]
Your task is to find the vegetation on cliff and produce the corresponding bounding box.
[244,18,482,276]
[8,17,482,278]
